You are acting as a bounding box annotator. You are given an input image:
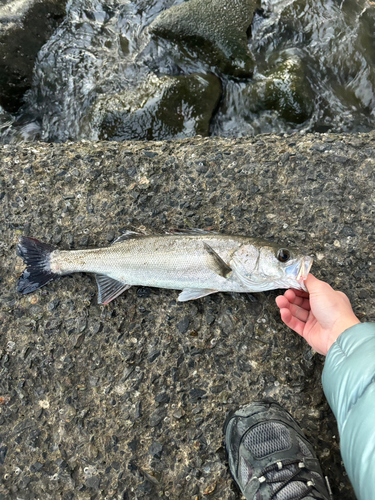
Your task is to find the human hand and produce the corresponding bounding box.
[276,274,360,355]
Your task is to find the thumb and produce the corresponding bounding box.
[305,273,325,293]
[305,273,319,290]
[304,274,331,294]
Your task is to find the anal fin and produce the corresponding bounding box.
[178,288,218,302]
[95,274,131,305]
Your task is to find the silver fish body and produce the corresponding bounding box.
[17,231,313,303]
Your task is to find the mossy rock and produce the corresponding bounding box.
[149,0,260,77]
[0,0,67,113]
[92,73,222,141]
[247,53,314,124]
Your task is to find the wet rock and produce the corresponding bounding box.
[0,0,66,112]
[358,7,375,67]
[247,53,314,124]
[149,0,260,77]
[91,73,222,141]
[2,0,375,142]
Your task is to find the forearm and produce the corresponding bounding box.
[322,323,375,500]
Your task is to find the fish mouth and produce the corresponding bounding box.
[297,256,313,291]
[285,256,313,291]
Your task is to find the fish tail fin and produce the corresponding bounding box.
[17,236,59,294]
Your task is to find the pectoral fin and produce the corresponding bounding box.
[203,242,232,278]
[95,274,131,305]
[178,288,218,302]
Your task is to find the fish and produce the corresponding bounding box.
[16,229,313,304]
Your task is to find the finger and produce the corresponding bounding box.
[283,290,310,310]
[279,308,306,337]
[276,295,290,309]
[288,303,310,322]
[276,296,309,322]
[289,288,310,299]
[276,294,310,313]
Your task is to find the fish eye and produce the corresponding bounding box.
[277,248,291,263]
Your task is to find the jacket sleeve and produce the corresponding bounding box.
[322,323,375,500]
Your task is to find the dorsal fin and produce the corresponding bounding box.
[112,231,144,245]
[95,274,131,304]
[203,242,232,278]
[169,228,217,235]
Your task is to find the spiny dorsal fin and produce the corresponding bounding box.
[95,274,131,304]
[178,288,218,302]
[203,242,232,278]
[168,228,218,235]
[111,231,144,245]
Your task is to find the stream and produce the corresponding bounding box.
[1,0,374,142]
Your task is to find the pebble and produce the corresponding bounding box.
[148,442,163,459]
[177,317,190,334]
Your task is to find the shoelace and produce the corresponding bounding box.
[258,459,314,500]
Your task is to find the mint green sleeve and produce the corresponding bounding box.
[322,323,375,500]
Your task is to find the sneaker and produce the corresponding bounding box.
[224,401,332,500]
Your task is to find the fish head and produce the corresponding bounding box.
[232,242,313,292]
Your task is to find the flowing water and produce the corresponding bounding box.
[1,0,375,142]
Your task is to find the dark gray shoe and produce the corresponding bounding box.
[224,401,332,500]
